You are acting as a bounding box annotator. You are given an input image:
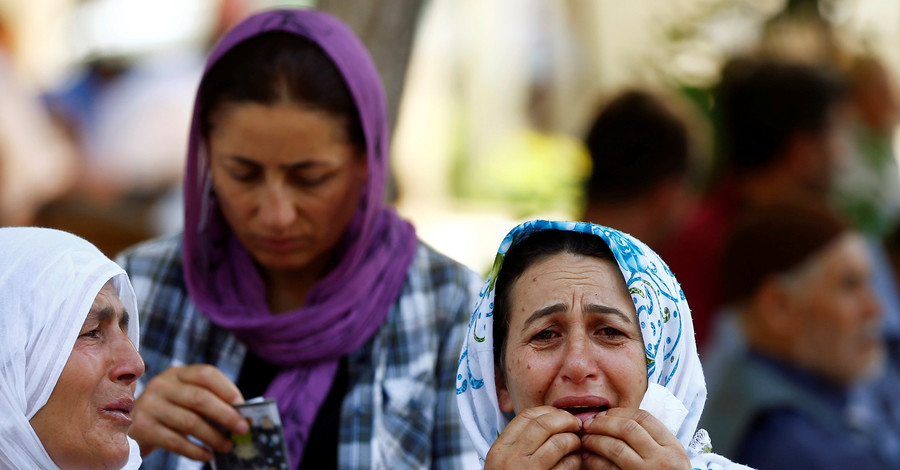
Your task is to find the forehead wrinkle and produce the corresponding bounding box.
[87,291,129,331]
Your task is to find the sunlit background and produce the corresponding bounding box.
[2,0,899,273]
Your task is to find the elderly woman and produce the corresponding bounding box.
[116,8,480,469]
[0,227,145,469]
[457,220,751,469]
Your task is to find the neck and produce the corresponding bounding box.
[260,256,332,314]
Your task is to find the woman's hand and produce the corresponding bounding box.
[128,364,249,461]
[485,406,584,470]
[580,408,691,470]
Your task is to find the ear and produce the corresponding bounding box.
[495,365,515,414]
[783,132,820,171]
[754,278,797,333]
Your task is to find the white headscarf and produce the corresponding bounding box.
[0,227,142,469]
[455,220,752,469]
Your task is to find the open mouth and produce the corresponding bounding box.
[562,405,610,424]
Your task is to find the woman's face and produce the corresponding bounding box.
[496,253,647,424]
[208,102,368,278]
[30,281,144,469]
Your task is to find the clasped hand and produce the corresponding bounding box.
[484,406,691,470]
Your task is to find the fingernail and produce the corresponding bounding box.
[584,417,593,428]
[236,419,249,434]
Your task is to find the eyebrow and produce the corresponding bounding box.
[522,302,632,330]
[85,305,130,331]
[228,155,327,171]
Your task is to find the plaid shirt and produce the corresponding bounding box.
[117,234,482,470]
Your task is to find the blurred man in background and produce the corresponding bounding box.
[701,200,892,469]
[662,59,850,347]
[581,89,699,251]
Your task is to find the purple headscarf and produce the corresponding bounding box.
[181,9,417,467]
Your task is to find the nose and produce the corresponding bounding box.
[560,330,597,383]
[862,284,881,322]
[109,331,145,385]
[258,183,297,230]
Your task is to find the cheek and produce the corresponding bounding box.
[610,343,649,408]
[210,177,252,220]
[506,351,553,407]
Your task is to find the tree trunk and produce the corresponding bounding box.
[315,0,424,136]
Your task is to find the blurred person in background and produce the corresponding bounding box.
[832,56,900,237]
[700,200,892,469]
[832,53,900,470]
[0,10,78,227]
[661,58,849,348]
[581,89,699,252]
[116,9,480,469]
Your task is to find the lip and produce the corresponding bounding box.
[552,395,611,425]
[257,236,303,253]
[100,397,135,425]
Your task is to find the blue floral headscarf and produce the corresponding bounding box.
[456,220,750,469]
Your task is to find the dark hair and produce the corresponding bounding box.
[198,32,365,150]
[493,230,617,369]
[584,90,690,204]
[719,198,850,305]
[717,59,847,173]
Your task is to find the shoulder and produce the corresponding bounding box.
[406,240,482,287]
[116,233,184,279]
[401,240,482,306]
[115,233,192,326]
[386,240,482,335]
[735,409,880,470]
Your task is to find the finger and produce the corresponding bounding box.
[581,451,621,470]
[130,419,215,462]
[583,412,664,456]
[499,406,582,454]
[581,433,642,468]
[176,364,245,404]
[602,407,682,447]
[530,432,582,469]
[549,452,583,470]
[497,405,572,436]
[164,380,249,435]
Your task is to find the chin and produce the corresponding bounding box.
[253,252,312,271]
[102,441,131,469]
[857,346,886,381]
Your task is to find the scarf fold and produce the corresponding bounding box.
[181,9,417,467]
[0,227,142,469]
[455,220,751,469]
